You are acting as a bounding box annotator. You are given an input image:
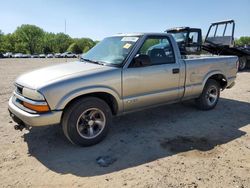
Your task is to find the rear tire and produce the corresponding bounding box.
[238,56,247,71]
[195,79,220,110]
[62,97,112,146]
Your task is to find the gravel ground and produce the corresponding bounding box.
[0,58,250,188]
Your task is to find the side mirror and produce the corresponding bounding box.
[133,54,151,67]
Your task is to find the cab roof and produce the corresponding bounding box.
[111,32,170,37]
[166,27,200,33]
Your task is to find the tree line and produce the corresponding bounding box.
[0,24,250,55]
[0,24,99,54]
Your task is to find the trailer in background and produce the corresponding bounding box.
[166,20,250,71]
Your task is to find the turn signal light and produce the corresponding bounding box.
[23,102,50,112]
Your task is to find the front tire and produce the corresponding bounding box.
[62,97,112,146]
[195,79,220,110]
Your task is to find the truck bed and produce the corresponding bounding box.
[183,54,232,60]
[181,55,238,99]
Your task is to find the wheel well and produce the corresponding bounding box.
[63,92,118,115]
[208,74,227,89]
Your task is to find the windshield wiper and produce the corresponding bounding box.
[81,58,105,66]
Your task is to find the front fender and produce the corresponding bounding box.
[55,86,123,112]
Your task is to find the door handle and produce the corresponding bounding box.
[172,68,180,74]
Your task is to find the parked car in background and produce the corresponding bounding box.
[39,54,46,58]
[13,53,23,58]
[46,54,54,58]
[0,53,4,58]
[60,52,77,58]
[3,52,13,58]
[31,54,39,58]
[22,54,31,58]
[54,53,61,58]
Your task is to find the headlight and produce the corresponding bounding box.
[22,88,45,101]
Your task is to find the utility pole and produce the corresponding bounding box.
[64,19,67,34]
[65,19,67,63]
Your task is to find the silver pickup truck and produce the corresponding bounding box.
[8,33,238,146]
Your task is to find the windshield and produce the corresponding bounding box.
[169,32,187,43]
[81,36,139,66]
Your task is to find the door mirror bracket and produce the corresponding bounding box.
[133,54,152,67]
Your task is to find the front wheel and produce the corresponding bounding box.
[195,79,220,110]
[62,97,112,146]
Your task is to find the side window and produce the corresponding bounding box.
[138,37,175,66]
[188,32,198,44]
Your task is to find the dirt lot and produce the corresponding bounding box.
[0,58,250,188]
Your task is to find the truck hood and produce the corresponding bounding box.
[16,61,114,89]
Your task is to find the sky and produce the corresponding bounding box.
[0,0,249,40]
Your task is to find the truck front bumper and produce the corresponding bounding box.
[8,97,62,127]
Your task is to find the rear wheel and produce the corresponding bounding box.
[62,97,112,146]
[195,79,220,110]
[238,56,247,71]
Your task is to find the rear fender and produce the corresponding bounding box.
[202,70,227,89]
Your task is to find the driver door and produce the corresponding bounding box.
[122,36,182,111]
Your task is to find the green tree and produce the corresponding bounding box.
[73,38,96,53]
[0,30,4,52]
[43,32,56,54]
[83,45,91,53]
[54,33,73,53]
[235,36,250,46]
[13,24,45,54]
[14,42,27,53]
[67,42,82,54]
[1,34,16,52]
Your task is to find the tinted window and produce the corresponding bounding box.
[171,32,187,43]
[138,37,175,65]
[189,32,198,44]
